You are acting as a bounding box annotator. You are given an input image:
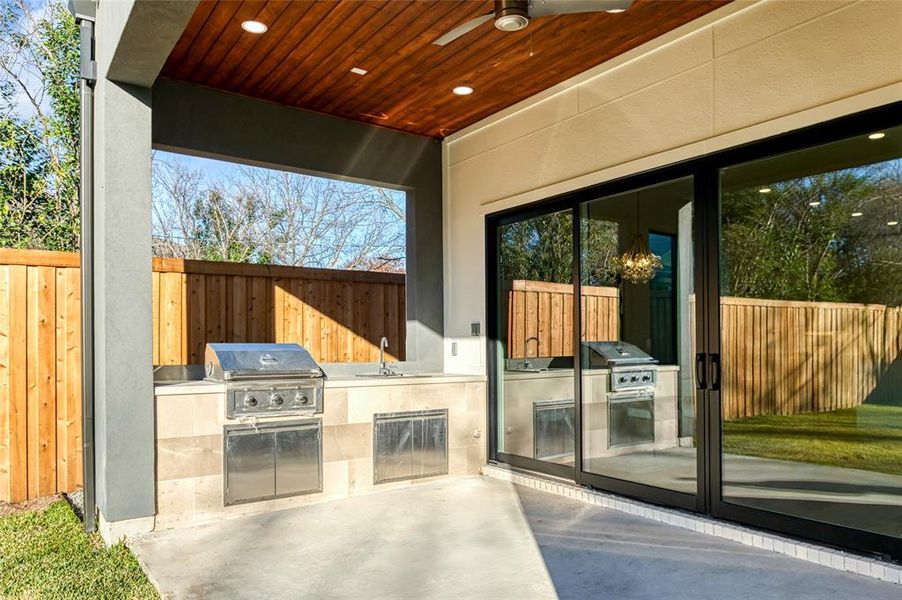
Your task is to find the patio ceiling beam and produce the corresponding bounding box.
[104,0,198,88]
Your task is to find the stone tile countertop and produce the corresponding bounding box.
[154,372,487,396]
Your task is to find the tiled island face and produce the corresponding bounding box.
[154,380,487,529]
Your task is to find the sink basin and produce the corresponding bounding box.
[355,372,408,378]
[353,372,438,379]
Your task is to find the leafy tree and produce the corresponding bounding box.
[0,0,79,251]
[721,161,902,306]
[499,211,619,286]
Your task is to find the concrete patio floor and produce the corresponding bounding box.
[131,476,900,600]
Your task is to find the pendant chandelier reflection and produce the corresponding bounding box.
[612,194,663,285]
[612,233,663,284]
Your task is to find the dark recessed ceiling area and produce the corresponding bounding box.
[161,0,729,138]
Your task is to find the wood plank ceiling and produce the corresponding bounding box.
[161,0,729,139]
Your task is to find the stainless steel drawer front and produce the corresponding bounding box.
[224,419,322,505]
[374,410,448,484]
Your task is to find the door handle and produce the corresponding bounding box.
[709,353,721,391]
[695,353,707,390]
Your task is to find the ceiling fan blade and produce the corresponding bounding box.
[529,0,632,18]
[433,13,495,46]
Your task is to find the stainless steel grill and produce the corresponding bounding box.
[583,341,657,448]
[582,341,658,392]
[205,343,325,418]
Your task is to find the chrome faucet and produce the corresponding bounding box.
[522,336,540,370]
[379,337,394,376]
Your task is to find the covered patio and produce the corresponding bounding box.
[130,475,900,599]
[31,0,899,596]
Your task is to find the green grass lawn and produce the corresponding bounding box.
[723,404,902,476]
[0,499,158,600]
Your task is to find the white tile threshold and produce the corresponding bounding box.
[482,464,902,586]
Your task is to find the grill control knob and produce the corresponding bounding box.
[245,395,258,407]
[296,393,310,405]
[642,375,651,382]
[618,376,627,383]
[630,375,639,383]
[270,394,284,407]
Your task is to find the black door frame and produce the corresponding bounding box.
[485,100,902,562]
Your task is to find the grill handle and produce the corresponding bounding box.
[695,353,707,390]
[709,353,721,391]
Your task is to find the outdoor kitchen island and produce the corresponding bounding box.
[152,372,487,529]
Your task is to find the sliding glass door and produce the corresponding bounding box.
[714,124,902,547]
[578,177,701,504]
[492,208,576,475]
[486,103,901,560]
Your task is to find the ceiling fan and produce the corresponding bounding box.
[433,0,634,46]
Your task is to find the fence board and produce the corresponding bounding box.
[4,266,28,502]
[26,266,56,498]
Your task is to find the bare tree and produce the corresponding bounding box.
[151,154,406,271]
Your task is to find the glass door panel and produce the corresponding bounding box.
[579,177,698,495]
[718,125,902,539]
[495,210,575,467]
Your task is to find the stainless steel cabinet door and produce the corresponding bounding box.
[275,424,321,496]
[413,414,448,479]
[225,429,276,504]
[374,416,414,483]
[534,402,575,460]
[374,410,447,484]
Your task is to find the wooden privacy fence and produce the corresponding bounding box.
[0,250,82,503]
[152,257,405,366]
[0,248,405,502]
[720,296,902,419]
[506,280,618,359]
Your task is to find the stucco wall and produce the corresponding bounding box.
[442,0,902,374]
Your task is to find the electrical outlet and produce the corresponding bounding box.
[451,341,458,356]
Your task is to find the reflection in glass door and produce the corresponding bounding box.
[579,177,698,495]
[495,209,575,470]
[718,125,902,540]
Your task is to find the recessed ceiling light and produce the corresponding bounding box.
[889,221,899,226]
[453,86,473,96]
[851,212,863,217]
[868,132,886,140]
[350,67,368,76]
[241,20,267,34]
[606,8,626,13]
[758,187,771,194]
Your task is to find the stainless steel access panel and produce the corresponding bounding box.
[224,419,322,505]
[534,399,575,461]
[608,390,655,448]
[374,409,448,484]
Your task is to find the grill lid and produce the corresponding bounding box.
[205,343,324,381]
[582,341,658,367]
